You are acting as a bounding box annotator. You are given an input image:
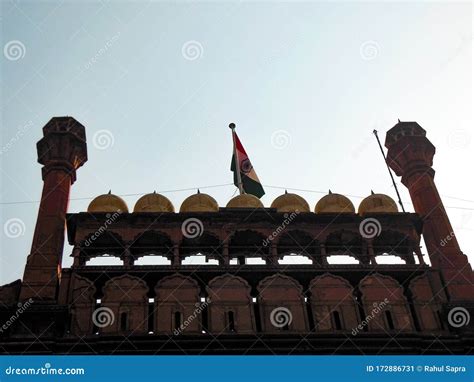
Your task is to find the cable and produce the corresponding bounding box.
[1,182,474,211]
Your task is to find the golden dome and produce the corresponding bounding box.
[315,191,355,214]
[358,192,398,214]
[226,193,264,209]
[133,192,174,213]
[88,191,129,213]
[271,191,310,212]
[180,190,219,212]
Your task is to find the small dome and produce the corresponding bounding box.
[133,192,174,213]
[315,191,355,213]
[358,192,398,214]
[226,193,264,209]
[88,191,128,213]
[271,191,310,212]
[180,191,219,212]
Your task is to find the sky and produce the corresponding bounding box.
[0,0,473,285]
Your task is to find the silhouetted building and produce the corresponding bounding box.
[0,117,473,354]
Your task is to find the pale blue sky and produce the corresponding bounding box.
[1,1,473,284]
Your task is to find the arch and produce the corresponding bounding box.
[373,230,416,264]
[409,274,443,331]
[130,231,174,260]
[206,274,255,334]
[276,230,319,264]
[228,230,268,258]
[80,231,126,262]
[69,274,96,335]
[180,232,221,258]
[359,273,414,332]
[155,274,202,334]
[325,230,365,263]
[101,274,149,335]
[309,274,358,332]
[257,274,308,332]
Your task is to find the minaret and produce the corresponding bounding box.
[20,117,87,301]
[385,121,474,301]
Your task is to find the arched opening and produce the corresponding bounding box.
[85,255,124,266]
[130,231,173,262]
[375,255,406,264]
[227,311,236,332]
[279,254,313,265]
[174,311,183,330]
[385,310,395,330]
[135,255,172,265]
[332,311,342,330]
[120,312,128,332]
[326,255,360,265]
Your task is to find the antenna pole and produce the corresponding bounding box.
[230,123,244,195]
[373,129,406,212]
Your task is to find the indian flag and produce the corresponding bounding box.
[230,130,265,198]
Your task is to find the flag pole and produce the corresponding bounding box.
[373,129,405,212]
[229,123,244,195]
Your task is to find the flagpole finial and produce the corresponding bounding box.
[229,123,236,130]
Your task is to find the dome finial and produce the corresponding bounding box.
[108,190,111,194]
[197,189,201,194]
[229,123,236,129]
[328,189,332,194]
[398,118,401,123]
[285,189,288,194]
[153,190,156,194]
[371,190,375,195]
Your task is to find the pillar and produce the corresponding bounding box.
[20,117,87,301]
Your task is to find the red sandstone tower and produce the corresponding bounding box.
[19,117,87,301]
[385,121,474,302]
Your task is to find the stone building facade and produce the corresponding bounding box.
[0,117,473,354]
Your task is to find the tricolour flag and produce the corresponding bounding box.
[230,130,265,198]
